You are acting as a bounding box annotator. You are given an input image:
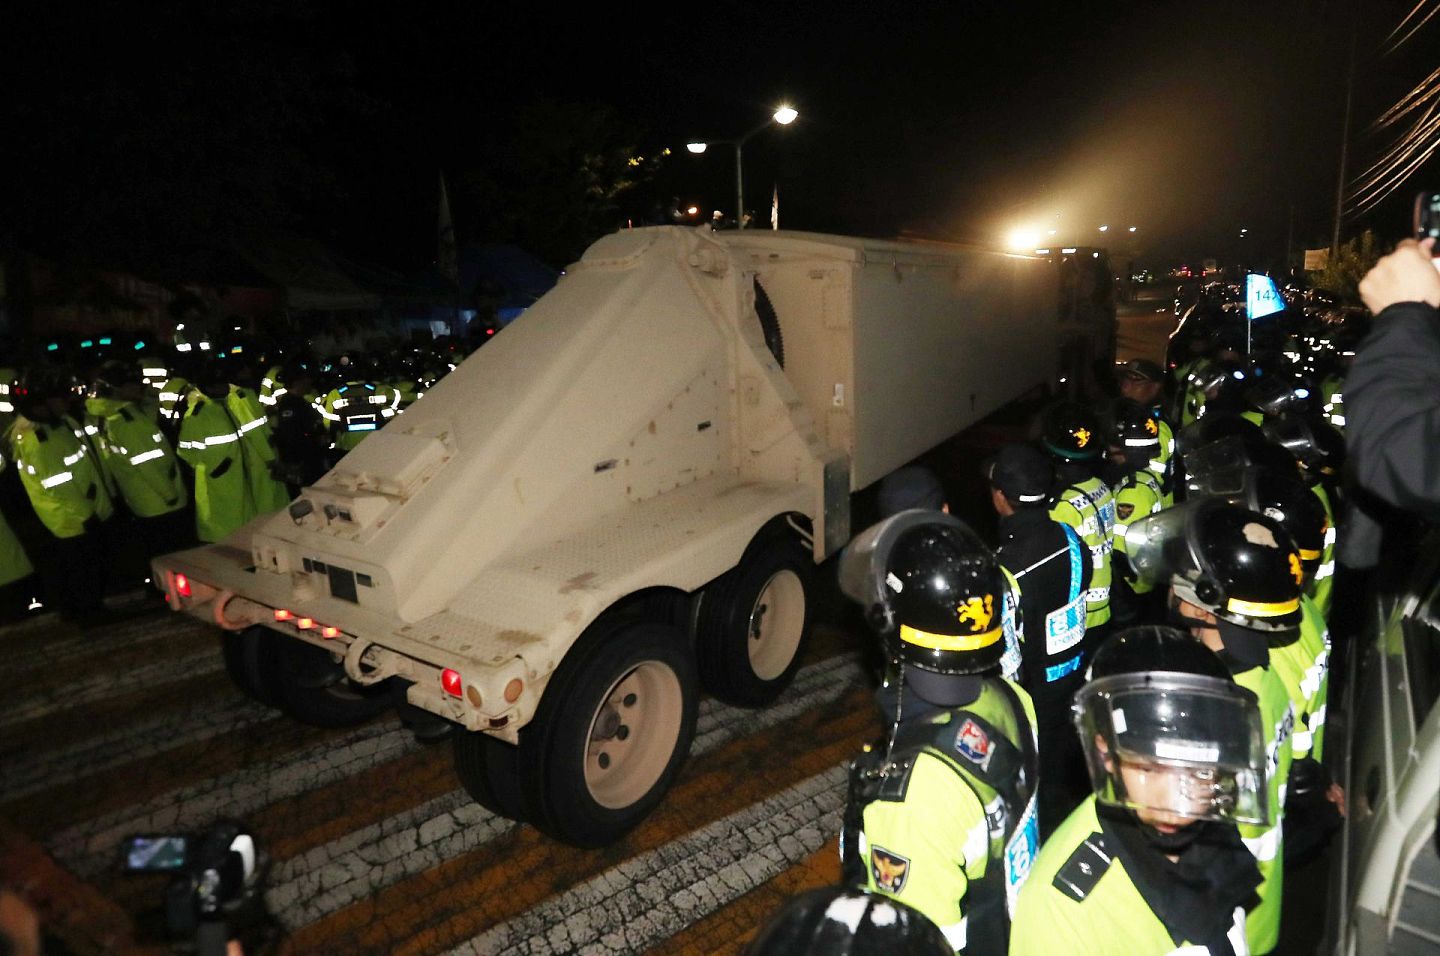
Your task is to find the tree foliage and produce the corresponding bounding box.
[1307,230,1381,304]
[453,99,660,268]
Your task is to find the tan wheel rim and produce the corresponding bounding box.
[584,661,683,810]
[748,569,805,681]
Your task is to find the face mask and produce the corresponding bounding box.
[1138,816,1207,853]
[1213,617,1269,673]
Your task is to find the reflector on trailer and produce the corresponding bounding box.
[274,609,292,621]
[296,617,315,630]
[174,573,191,597]
[441,669,463,698]
[321,625,340,638]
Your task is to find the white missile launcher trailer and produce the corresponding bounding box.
[155,225,1092,845]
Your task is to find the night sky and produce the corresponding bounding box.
[3,0,1435,275]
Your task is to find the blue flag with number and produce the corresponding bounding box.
[1245,273,1284,320]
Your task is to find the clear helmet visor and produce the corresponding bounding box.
[1074,672,1270,826]
[1117,502,1200,590]
[837,509,966,632]
[1181,435,1253,495]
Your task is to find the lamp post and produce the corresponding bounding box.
[687,105,797,229]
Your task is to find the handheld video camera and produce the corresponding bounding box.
[122,821,266,955]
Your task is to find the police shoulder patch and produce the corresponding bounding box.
[1053,833,1112,902]
[954,718,992,768]
[870,845,911,894]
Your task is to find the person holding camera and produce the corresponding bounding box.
[1349,236,1440,518]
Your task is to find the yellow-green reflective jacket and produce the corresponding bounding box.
[847,680,1038,953]
[1010,796,1251,956]
[1270,595,1329,764]
[224,385,290,514]
[9,414,114,539]
[84,397,187,518]
[0,450,35,584]
[1049,476,1114,628]
[1305,484,1335,620]
[177,391,256,542]
[1234,663,1294,955]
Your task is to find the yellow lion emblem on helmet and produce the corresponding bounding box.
[1072,427,1091,448]
[1289,553,1303,587]
[1144,417,1158,436]
[956,594,995,633]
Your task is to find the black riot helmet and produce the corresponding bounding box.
[744,886,953,956]
[90,359,142,397]
[1107,398,1162,471]
[1041,400,1104,461]
[1176,413,1264,457]
[1191,466,1328,580]
[1123,498,1304,634]
[1075,627,1271,826]
[838,511,1007,676]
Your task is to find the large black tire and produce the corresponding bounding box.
[695,535,814,707]
[452,730,527,821]
[264,636,395,729]
[221,626,282,707]
[516,618,697,847]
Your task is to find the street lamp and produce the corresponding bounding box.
[686,104,798,229]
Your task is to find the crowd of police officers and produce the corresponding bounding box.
[0,324,478,627]
[752,289,1359,953]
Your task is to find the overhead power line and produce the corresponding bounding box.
[1382,0,1440,54]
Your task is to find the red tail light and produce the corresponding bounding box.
[274,608,292,621]
[441,668,463,698]
[321,625,340,639]
[174,573,191,597]
[296,617,315,630]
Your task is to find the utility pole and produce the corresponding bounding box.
[1331,3,1358,255]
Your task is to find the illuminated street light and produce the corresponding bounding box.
[1098,224,1110,232]
[1128,226,1137,233]
[687,104,799,229]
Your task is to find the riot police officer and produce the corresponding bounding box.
[985,443,1092,838]
[1011,627,1265,955]
[1123,499,1299,954]
[837,511,1038,954]
[1115,359,1176,505]
[1041,401,1115,650]
[1105,399,1166,627]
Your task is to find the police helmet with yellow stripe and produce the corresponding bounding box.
[837,510,1007,675]
[1123,498,1303,636]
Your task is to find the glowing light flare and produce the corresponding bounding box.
[174,573,191,597]
[1007,228,1043,251]
[773,105,799,125]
